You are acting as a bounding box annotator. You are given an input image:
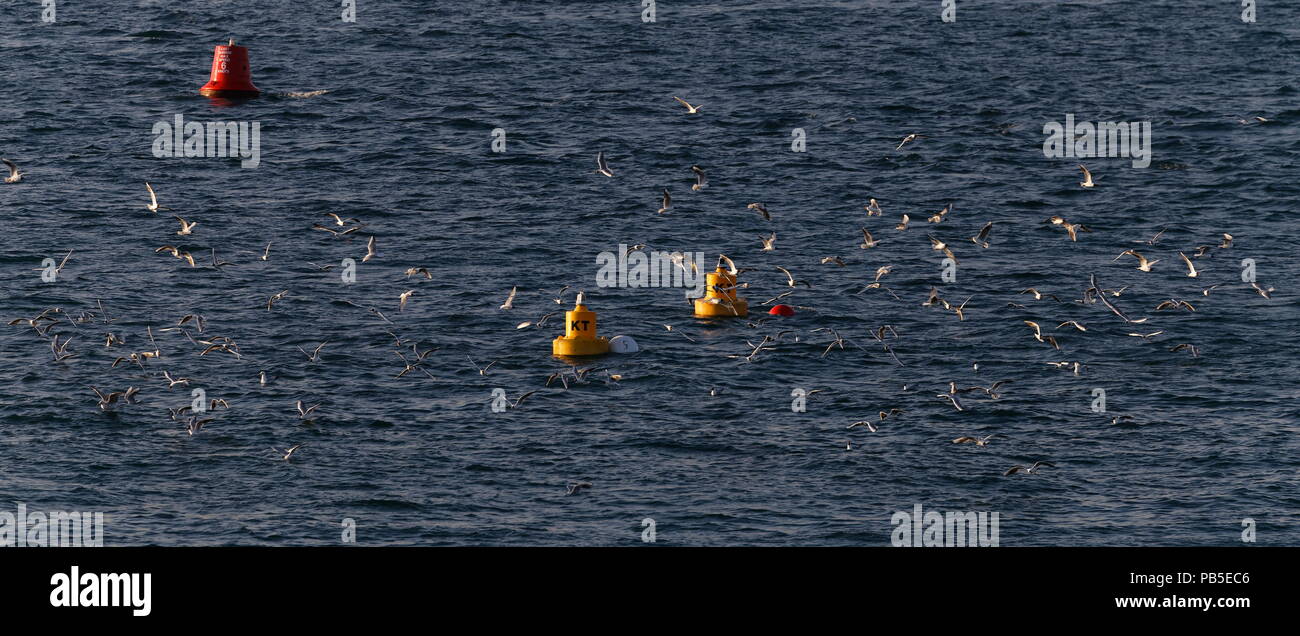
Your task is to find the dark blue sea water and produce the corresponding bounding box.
[1,1,1297,546]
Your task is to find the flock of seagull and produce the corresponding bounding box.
[0,97,1281,494]
[3,159,473,467]
[572,96,1277,478]
[5,151,642,498]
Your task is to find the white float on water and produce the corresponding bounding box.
[609,335,639,353]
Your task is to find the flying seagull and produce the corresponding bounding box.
[297,341,328,362]
[672,96,701,114]
[952,434,997,447]
[935,392,965,411]
[596,151,613,177]
[691,165,707,191]
[499,286,517,310]
[1178,252,1199,278]
[467,356,497,375]
[363,236,376,262]
[145,182,169,212]
[775,265,810,288]
[1023,320,1059,349]
[2,158,22,183]
[859,228,879,249]
[1078,164,1095,187]
[1114,250,1159,272]
[295,400,320,419]
[185,417,214,436]
[173,216,198,235]
[896,134,924,150]
[266,290,289,311]
[1004,461,1055,476]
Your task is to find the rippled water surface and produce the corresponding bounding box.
[1,1,1298,546]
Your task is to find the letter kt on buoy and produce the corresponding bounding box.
[693,267,749,317]
[199,39,261,98]
[552,293,610,356]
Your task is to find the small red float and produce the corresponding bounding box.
[768,304,795,316]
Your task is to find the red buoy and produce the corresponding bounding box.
[199,39,260,98]
[768,304,795,316]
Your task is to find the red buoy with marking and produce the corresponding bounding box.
[768,304,795,316]
[199,39,261,98]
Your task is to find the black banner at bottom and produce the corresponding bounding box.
[2,547,1286,622]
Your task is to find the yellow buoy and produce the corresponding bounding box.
[694,266,749,317]
[552,294,610,356]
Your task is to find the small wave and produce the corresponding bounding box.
[126,30,185,39]
[277,90,331,99]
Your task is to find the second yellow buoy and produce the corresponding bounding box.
[694,266,749,317]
